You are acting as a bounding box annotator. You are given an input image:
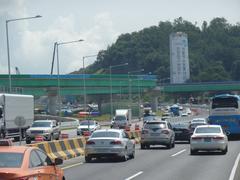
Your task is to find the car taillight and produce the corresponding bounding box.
[213,136,224,140]
[110,140,122,145]
[191,137,203,140]
[142,130,149,134]
[86,140,95,145]
[162,130,170,134]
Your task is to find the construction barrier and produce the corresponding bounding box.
[28,137,86,160]
[60,133,69,139]
[126,131,141,144]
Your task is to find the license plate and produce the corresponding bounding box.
[96,148,109,153]
[204,138,211,142]
[150,133,160,136]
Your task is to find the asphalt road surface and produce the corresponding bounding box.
[62,140,240,180]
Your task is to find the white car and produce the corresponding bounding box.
[190,125,228,155]
[190,118,207,124]
[77,120,100,135]
[85,129,135,162]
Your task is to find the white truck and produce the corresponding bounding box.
[0,94,34,140]
[111,109,132,129]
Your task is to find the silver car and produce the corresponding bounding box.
[26,120,60,144]
[190,125,228,155]
[85,129,135,162]
[77,120,101,135]
[141,120,175,149]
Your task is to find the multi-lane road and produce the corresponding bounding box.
[61,140,240,180]
[60,112,240,180]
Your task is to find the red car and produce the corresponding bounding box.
[0,142,64,180]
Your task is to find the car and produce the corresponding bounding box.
[77,120,101,135]
[143,115,156,123]
[190,118,207,124]
[172,123,191,142]
[181,111,188,117]
[141,120,175,149]
[26,120,60,144]
[190,125,228,155]
[85,129,135,162]
[161,112,172,120]
[0,142,64,180]
[189,122,208,135]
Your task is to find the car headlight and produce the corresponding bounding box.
[44,129,51,133]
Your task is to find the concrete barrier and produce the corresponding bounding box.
[28,137,86,160]
[29,131,140,161]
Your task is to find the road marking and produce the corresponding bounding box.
[171,149,186,157]
[62,162,83,170]
[229,152,240,180]
[125,171,143,180]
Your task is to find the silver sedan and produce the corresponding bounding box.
[190,125,228,155]
[85,129,135,162]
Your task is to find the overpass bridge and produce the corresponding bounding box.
[0,74,157,96]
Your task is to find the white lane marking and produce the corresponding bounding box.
[229,152,240,180]
[171,149,186,157]
[125,171,143,180]
[62,162,83,170]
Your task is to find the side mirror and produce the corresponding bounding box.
[54,158,63,165]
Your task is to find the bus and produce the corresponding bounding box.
[208,94,240,136]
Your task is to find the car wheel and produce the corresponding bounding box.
[26,138,31,144]
[222,146,228,155]
[120,154,128,162]
[172,140,175,148]
[56,133,60,140]
[129,150,135,159]
[140,143,145,149]
[190,149,197,155]
[166,143,172,149]
[85,155,91,163]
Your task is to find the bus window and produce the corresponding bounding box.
[212,97,238,109]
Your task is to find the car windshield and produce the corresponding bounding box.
[80,121,95,125]
[91,131,120,138]
[115,116,126,121]
[0,152,23,168]
[195,127,221,134]
[144,122,166,129]
[32,121,51,127]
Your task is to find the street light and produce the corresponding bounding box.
[128,69,144,118]
[82,54,98,112]
[54,39,84,117]
[6,15,42,92]
[109,63,128,120]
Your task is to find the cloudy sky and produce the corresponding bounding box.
[0,0,239,74]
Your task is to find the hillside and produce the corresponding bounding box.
[72,17,240,83]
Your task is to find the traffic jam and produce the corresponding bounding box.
[0,93,239,180]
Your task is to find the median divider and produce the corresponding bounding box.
[28,130,140,161]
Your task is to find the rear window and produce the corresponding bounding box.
[91,131,120,138]
[144,122,166,129]
[190,123,206,129]
[212,97,238,109]
[0,152,23,168]
[195,127,221,134]
[80,121,94,125]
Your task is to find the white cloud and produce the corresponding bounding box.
[19,12,119,74]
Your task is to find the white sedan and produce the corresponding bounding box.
[190,125,228,155]
[85,129,135,162]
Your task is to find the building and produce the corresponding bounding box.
[169,32,190,84]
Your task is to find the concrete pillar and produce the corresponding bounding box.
[47,88,58,115]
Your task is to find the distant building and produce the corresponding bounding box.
[169,32,190,84]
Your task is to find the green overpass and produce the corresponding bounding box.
[0,74,157,96]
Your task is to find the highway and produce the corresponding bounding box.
[62,141,240,180]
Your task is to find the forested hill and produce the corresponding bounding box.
[72,17,240,82]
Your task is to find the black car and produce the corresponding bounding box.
[172,123,191,142]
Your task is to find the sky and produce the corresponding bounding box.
[0,0,239,74]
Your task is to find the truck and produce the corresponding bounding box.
[0,94,34,140]
[111,109,132,129]
[170,104,180,116]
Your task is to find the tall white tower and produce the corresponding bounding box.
[169,32,190,84]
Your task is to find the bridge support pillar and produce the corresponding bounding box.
[47,88,58,115]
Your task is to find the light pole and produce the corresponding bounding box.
[128,69,144,118]
[54,39,84,118]
[109,63,128,120]
[82,54,98,112]
[6,15,42,92]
